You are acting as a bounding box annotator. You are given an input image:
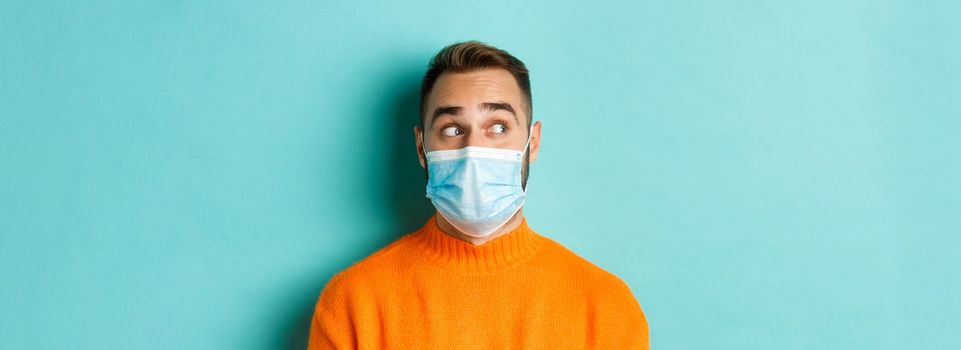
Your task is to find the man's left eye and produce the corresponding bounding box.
[491,123,507,134]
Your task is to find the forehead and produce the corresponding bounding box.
[427,69,522,110]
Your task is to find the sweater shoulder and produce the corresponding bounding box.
[536,234,637,293]
[536,234,648,324]
[321,232,418,295]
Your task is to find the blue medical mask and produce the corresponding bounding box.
[422,126,533,238]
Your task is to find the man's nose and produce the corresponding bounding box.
[465,129,488,148]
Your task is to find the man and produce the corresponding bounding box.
[308,41,649,349]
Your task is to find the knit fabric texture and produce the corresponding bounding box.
[308,214,649,349]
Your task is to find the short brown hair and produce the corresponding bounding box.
[419,41,532,130]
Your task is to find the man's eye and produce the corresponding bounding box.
[441,126,462,137]
[491,123,507,134]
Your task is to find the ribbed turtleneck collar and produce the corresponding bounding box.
[412,214,544,275]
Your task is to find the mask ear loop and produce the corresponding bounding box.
[521,124,534,156]
[519,123,535,195]
[420,129,432,160]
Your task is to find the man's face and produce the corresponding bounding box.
[414,68,542,189]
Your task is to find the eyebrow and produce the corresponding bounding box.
[430,102,519,125]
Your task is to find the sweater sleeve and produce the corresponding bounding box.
[624,289,650,350]
[597,277,650,349]
[307,277,356,350]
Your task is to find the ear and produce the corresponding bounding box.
[529,120,542,163]
[414,126,426,168]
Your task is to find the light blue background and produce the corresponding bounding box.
[2,1,958,349]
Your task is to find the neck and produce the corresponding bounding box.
[435,208,525,246]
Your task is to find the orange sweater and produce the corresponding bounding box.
[308,214,649,349]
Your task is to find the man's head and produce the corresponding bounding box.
[414,41,542,190]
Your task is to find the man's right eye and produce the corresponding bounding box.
[441,126,463,137]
